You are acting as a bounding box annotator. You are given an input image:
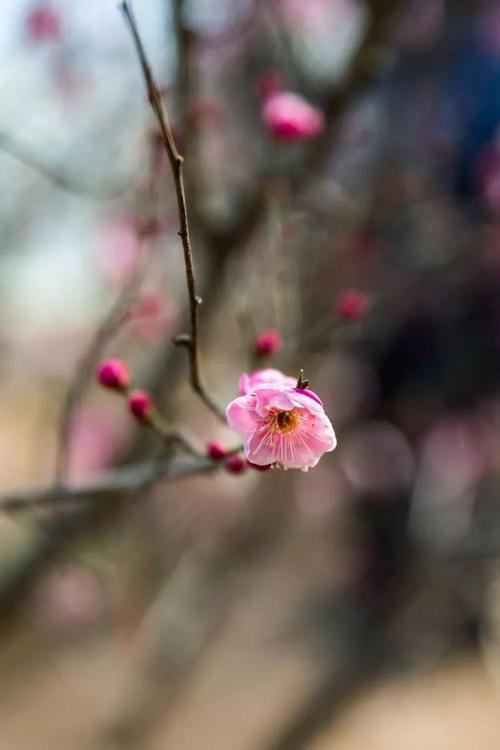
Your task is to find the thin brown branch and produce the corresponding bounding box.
[118,0,225,421]
[140,404,202,458]
[0,129,130,200]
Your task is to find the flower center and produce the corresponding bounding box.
[269,408,300,434]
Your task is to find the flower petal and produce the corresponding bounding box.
[226,394,260,438]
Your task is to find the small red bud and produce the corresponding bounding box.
[97,359,130,391]
[255,329,282,357]
[128,390,153,422]
[336,289,369,321]
[224,455,247,474]
[207,441,227,461]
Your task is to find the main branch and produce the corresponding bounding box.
[0,456,216,513]
[118,0,225,421]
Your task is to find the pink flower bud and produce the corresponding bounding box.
[207,441,227,461]
[224,455,248,475]
[336,289,369,321]
[262,91,325,141]
[255,329,282,357]
[128,390,153,422]
[97,359,130,391]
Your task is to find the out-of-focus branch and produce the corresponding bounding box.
[99,471,294,747]
[54,273,142,483]
[204,0,402,254]
[100,548,233,747]
[54,140,162,483]
[119,0,225,422]
[295,0,402,183]
[0,129,130,199]
[0,456,216,514]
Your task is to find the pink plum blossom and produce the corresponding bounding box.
[227,370,336,471]
[262,91,325,141]
[238,368,297,396]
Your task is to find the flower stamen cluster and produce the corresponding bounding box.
[269,408,300,434]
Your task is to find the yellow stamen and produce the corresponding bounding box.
[268,408,300,434]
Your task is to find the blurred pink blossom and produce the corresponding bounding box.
[32,565,105,635]
[126,292,173,341]
[280,0,351,27]
[475,138,500,212]
[422,415,493,490]
[67,407,131,482]
[97,216,143,285]
[262,91,325,141]
[25,4,61,43]
[341,422,414,493]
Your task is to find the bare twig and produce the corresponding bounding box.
[139,404,202,458]
[118,0,225,421]
[0,129,130,199]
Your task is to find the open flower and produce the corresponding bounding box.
[227,371,336,471]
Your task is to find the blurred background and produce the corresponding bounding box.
[3,0,500,748]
